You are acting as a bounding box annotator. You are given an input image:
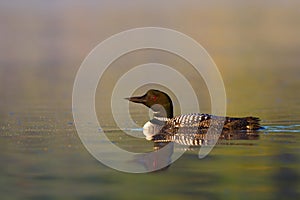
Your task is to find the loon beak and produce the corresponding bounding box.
[125,95,146,104]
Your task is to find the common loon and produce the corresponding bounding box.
[126,89,261,144]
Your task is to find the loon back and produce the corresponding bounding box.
[144,113,261,142]
[165,113,261,131]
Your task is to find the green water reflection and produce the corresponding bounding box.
[1,116,299,199]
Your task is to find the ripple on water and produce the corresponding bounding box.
[263,124,300,133]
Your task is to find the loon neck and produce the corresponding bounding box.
[152,104,173,119]
[150,116,169,126]
[153,116,170,122]
[165,104,173,118]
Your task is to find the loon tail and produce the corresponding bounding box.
[224,116,261,130]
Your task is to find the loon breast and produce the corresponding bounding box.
[143,121,164,140]
[142,117,169,140]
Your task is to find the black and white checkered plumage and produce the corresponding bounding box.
[151,113,260,145]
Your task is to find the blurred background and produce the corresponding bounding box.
[1,0,300,119]
[0,0,299,199]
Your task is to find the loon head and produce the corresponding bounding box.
[125,89,174,118]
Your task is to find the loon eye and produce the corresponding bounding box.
[151,95,158,101]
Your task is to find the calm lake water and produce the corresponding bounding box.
[1,105,300,199]
[1,1,300,200]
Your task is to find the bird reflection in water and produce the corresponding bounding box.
[134,129,260,172]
